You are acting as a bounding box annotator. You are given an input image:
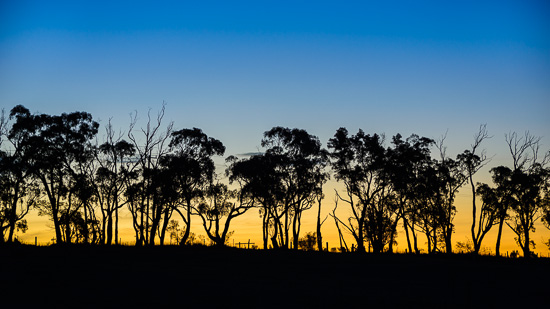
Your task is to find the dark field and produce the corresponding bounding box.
[0,245,547,308]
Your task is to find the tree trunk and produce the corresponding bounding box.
[115,201,119,245]
[106,212,113,245]
[445,232,452,254]
[179,200,192,245]
[523,228,530,258]
[292,208,300,250]
[356,221,365,253]
[413,230,419,254]
[495,219,504,256]
[403,218,412,253]
[470,176,478,254]
[53,208,62,244]
[316,199,323,251]
[7,191,19,242]
[83,202,89,244]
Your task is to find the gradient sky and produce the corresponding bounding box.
[1,1,549,252]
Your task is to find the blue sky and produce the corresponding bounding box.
[1,0,549,158]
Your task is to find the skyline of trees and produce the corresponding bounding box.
[1,105,549,258]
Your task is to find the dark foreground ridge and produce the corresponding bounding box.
[1,244,547,308]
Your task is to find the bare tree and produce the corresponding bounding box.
[503,132,549,257]
[329,196,349,252]
[457,124,492,254]
[95,120,136,244]
[434,132,468,253]
[316,194,328,251]
[126,104,173,245]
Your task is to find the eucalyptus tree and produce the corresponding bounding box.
[472,183,502,254]
[386,133,434,253]
[95,121,136,244]
[8,105,99,243]
[59,171,97,243]
[126,105,173,245]
[458,124,492,254]
[261,127,328,250]
[505,133,549,257]
[485,132,549,257]
[433,136,468,253]
[195,182,254,246]
[226,152,283,249]
[413,160,445,253]
[483,166,515,256]
[328,128,392,253]
[162,127,225,245]
[542,188,550,250]
[0,109,39,242]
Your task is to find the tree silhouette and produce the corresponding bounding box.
[126,105,173,245]
[328,128,390,253]
[195,182,254,246]
[227,127,327,250]
[457,124,491,254]
[506,132,549,258]
[473,182,502,253]
[542,191,550,250]
[261,127,328,250]
[386,133,434,253]
[164,127,225,245]
[413,160,444,253]
[9,105,99,243]
[485,132,550,257]
[95,121,136,244]
[3,103,550,260]
[226,152,282,249]
[298,231,317,251]
[0,109,39,242]
[433,135,468,253]
[316,195,327,251]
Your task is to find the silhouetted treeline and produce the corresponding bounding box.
[1,105,549,257]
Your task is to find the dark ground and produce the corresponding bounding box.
[0,244,547,308]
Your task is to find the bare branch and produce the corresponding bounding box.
[436,129,449,160]
[505,131,540,170]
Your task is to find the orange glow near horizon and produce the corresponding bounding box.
[17,180,550,258]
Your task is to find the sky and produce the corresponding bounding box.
[1,0,549,253]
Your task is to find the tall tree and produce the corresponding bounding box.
[493,132,549,257]
[0,109,39,242]
[226,153,283,249]
[434,134,468,253]
[261,127,328,250]
[165,127,225,245]
[126,105,173,245]
[9,105,99,243]
[473,183,502,254]
[95,121,136,244]
[484,166,515,256]
[457,124,492,254]
[508,133,548,257]
[328,128,390,253]
[386,133,434,253]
